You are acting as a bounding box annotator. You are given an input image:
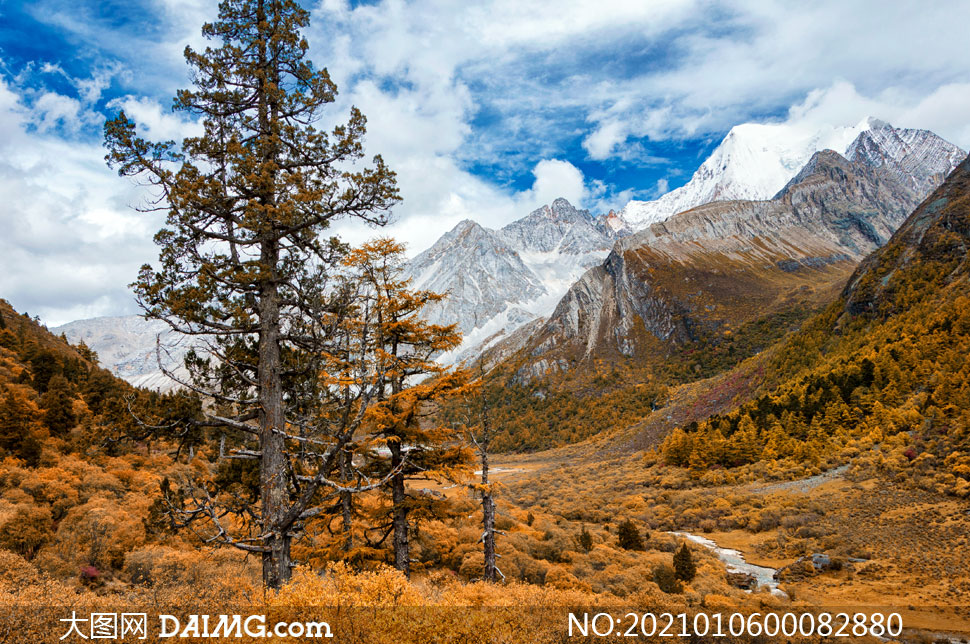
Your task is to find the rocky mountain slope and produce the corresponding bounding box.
[407,198,628,362]
[619,118,964,230]
[498,139,961,385]
[53,315,190,391]
[655,154,970,490]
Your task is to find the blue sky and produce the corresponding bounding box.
[2,0,970,324]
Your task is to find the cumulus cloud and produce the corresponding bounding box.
[4,0,970,324]
[107,96,203,141]
[518,160,587,210]
[0,77,161,325]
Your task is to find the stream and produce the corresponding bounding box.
[668,531,788,598]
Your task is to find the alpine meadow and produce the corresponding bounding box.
[1,1,970,642]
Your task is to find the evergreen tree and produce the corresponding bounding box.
[344,239,469,578]
[453,366,505,582]
[104,0,398,589]
[28,349,60,393]
[616,519,645,551]
[75,340,98,364]
[653,563,683,593]
[40,374,76,436]
[0,387,45,465]
[673,542,696,582]
[577,524,593,553]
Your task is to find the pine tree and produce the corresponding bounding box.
[103,0,398,589]
[454,367,505,582]
[40,374,76,436]
[577,524,593,553]
[673,542,696,582]
[75,340,98,364]
[653,563,683,593]
[616,519,645,551]
[0,386,46,465]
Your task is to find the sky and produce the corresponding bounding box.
[2,0,970,325]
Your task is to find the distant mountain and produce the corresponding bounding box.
[506,149,921,381]
[53,315,190,391]
[407,197,629,363]
[57,120,964,391]
[619,117,965,230]
[56,198,626,387]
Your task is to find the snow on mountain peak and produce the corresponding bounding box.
[619,117,882,230]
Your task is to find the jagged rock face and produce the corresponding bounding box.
[775,149,922,254]
[516,147,958,376]
[843,153,970,317]
[54,315,190,391]
[497,198,613,256]
[619,118,965,231]
[843,120,966,197]
[407,219,546,334]
[405,198,629,363]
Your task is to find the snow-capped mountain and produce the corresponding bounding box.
[406,219,546,334]
[54,315,192,391]
[620,117,965,230]
[55,117,964,388]
[407,198,627,362]
[844,119,967,196]
[505,144,954,383]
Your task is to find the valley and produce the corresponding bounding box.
[5,113,969,642]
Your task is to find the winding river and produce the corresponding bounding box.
[668,531,787,598]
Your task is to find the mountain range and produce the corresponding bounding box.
[55,118,965,391]
[618,117,965,229]
[505,147,930,383]
[406,198,629,363]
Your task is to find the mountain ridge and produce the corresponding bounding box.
[621,117,964,230]
[56,120,965,391]
[513,148,928,379]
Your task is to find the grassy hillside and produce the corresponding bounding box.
[659,156,970,496]
[0,298,770,625]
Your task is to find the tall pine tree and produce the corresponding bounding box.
[104,0,398,589]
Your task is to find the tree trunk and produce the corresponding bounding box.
[255,0,291,591]
[389,441,410,578]
[258,258,290,588]
[481,446,497,582]
[340,448,353,554]
[258,236,290,589]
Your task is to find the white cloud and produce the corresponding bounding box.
[0,77,161,326]
[517,159,586,210]
[578,2,970,151]
[766,80,970,150]
[31,92,92,133]
[108,96,203,141]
